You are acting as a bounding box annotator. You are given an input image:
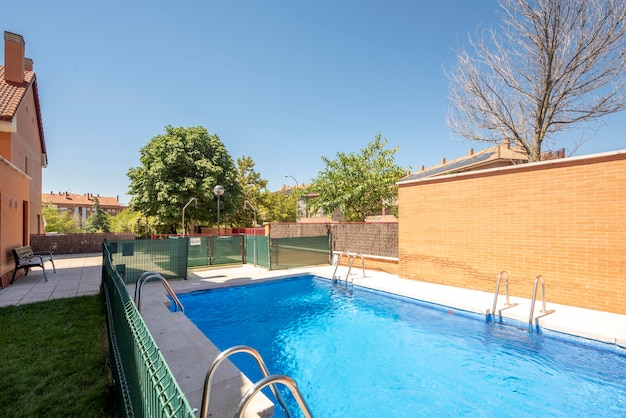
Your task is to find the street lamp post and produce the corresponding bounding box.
[244,200,259,266]
[181,197,197,237]
[213,185,225,235]
[284,174,299,222]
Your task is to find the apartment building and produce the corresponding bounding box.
[43,192,127,227]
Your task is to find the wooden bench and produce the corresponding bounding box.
[11,246,56,284]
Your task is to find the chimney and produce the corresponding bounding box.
[468,148,474,156]
[441,158,446,165]
[24,57,33,71]
[4,31,25,84]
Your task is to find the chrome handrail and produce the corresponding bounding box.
[347,253,366,282]
[134,271,184,313]
[200,345,292,418]
[529,274,554,324]
[491,271,518,317]
[333,252,366,282]
[332,252,351,280]
[235,374,313,418]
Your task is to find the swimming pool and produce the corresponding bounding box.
[176,275,626,417]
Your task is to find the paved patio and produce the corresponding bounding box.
[0,253,102,307]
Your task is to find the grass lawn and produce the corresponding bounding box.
[0,293,114,417]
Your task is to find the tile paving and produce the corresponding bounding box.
[0,253,102,307]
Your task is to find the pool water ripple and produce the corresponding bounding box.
[176,275,626,417]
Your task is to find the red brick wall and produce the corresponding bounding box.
[335,256,399,275]
[0,158,31,287]
[398,151,626,315]
[12,87,45,234]
[0,131,11,158]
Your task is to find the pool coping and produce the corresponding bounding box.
[138,264,626,415]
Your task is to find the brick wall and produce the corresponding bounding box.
[398,151,626,315]
[0,159,31,287]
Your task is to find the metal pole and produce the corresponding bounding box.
[217,195,221,236]
[213,185,225,236]
[181,197,197,237]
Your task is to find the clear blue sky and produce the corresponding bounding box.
[5,1,625,205]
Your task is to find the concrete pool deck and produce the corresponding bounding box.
[142,263,626,415]
[3,255,625,415]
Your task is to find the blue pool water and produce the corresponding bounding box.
[175,275,626,417]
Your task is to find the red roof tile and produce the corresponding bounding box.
[0,65,47,164]
[43,193,126,209]
[0,65,35,121]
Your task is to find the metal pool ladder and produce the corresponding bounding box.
[529,275,555,325]
[134,271,184,313]
[332,252,365,282]
[490,271,518,320]
[200,345,313,418]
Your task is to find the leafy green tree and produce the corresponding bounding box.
[42,205,81,233]
[84,198,110,232]
[263,186,299,222]
[109,209,141,233]
[127,126,242,233]
[308,134,408,222]
[228,156,268,228]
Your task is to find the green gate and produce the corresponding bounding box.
[269,235,331,270]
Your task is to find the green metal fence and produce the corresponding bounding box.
[184,235,245,268]
[211,235,244,265]
[106,238,188,283]
[187,236,209,267]
[245,235,270,268]
[102,242,195,418]
[269,235,331,270]
[107,233,329,276]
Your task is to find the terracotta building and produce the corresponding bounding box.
[0,31,48,286]
[42,192,127,227]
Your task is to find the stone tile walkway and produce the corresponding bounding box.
[0,253,102,307]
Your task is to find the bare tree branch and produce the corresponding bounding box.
[447,0,626,161]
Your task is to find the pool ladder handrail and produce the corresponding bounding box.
[332,252,365,282]
[491,271,518,318]
[529,274,555,324]
[134,271,184,313]
[200,345,313,418]
[236,374,313,418]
